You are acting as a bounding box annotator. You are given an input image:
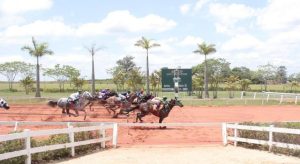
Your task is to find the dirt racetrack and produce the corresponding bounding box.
[0,104,300,146]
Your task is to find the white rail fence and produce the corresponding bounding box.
[222,123,300,151]
[0,122,118,164]
[240,91,300,104]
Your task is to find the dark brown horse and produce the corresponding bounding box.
[135,98,184,126]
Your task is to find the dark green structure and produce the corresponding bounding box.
[161,68,192,92]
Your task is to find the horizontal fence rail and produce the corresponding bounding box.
[223,123,300,151]
[0,122,118,164]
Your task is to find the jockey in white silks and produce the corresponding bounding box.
[0,98,10,110]
[68,90,83,105]
[117,91,131,102]
[149,96,167,110]
[98,89,106,99]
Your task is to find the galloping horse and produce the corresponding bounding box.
[88,91,118,113]
[136,98,184,126]
[105,92,137,118]
[47,91,93,120]
[0,98,10,110]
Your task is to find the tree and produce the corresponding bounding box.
[71,77,86,90]
[239,79,252,92]
[20,76,34,95]
[108,56,143,91]
[150,70,160,96]
[0,61,34,90]
[44,64,80,92]
[257,64,276,91]
[225,75,239,98]
[192,74,204,98]
[135,37,160,94]
[193,42,216,98]
[64,65,80,86]
[127,67,144,91]
[276,66,287,84]
[22,37,53,97]
[85,44,103,95]
[192,58,230,98]
[231,67,251,80]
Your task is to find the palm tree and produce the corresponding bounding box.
[193,42,216,98]
[22,37,53,97]
[135,37,160,94]
[85,44,102,95]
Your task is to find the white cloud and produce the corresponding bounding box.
[0,10,176,40]
[257,0,300,30]
[221,34,262,51]
[0,0,53,14]
[2,19,75,37]
[209,3,256,34]
[77,10,176,36]
[194,0,210,11]
[180,4,191,15]
[178,36,203,46]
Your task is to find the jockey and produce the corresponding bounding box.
[98,89,106,99]
[0,98,9,110]
[68,90,83,105]
[136,89,144,103]
[118,91,130,102]
[150,97,162,110]
[161,96,169,109]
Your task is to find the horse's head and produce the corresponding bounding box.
[169,98,184,108]
[0,98,10,110]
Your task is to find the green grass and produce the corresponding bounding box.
[1,81,299,106]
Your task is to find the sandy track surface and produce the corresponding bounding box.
[54,145,299,164]
[1,105,300,146]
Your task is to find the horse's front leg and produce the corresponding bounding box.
[83,110,87,120]
[159,117,166,129]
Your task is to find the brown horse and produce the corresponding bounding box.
[105,92,137,118]
[135,98,184,126]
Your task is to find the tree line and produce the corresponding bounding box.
[1,37,299,98]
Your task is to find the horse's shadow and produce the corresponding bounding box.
[130,126,181,130]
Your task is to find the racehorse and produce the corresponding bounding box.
[135,98,184,127]
[0,98,10,110]
[47,91,93,120]
[123,93,155,114]
[88,91,118,113]
[105,92,138,118]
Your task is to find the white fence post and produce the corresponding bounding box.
[240,91,244,99]
[279,95,283,104]
[269,125,274,152]
[295,96,298,105]
[24,129,31,164]
[266,94,270,102]
[222,123,227,146]
[14,121,19,131]
[234,123,238,147]
[253,92,256,99]
[112,123,118,148]
[100,123,106,148]
[68,125,75,157]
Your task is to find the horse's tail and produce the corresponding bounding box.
[47,100,58,107]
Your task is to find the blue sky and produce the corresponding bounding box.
[0,0,299,81]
